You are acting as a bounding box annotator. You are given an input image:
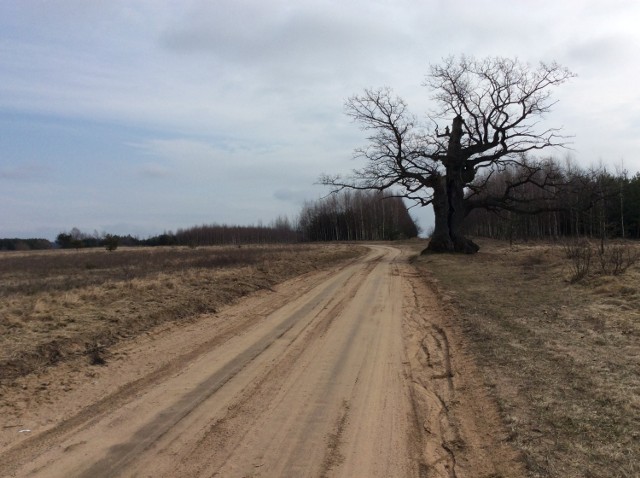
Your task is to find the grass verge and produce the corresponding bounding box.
[413,239,640,478]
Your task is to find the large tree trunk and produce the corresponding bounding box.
[424,175,454,253]
[423,115,479,254]
[446,168,479,254]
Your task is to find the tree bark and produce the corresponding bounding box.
[446,168,479,253]
[424,175,454,253]
[424,115,479,254]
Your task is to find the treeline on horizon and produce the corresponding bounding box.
[6,159,640,252]
[1,191,420,251]
[465,157,640,241]
[298,190,419,241]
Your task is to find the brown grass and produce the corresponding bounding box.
[0,244,365,384]
[413,238,640,478]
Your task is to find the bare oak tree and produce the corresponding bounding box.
[323,56,575,253]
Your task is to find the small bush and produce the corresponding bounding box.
[104,234,119,252]
[565,240,639,282]
[563,239,591,260]
[596,244,639,275]
[568,242,592,283]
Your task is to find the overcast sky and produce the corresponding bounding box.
[2,0,640,240]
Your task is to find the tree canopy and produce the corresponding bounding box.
[323,56,575,253]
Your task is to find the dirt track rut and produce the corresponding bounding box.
[0,245,519,477]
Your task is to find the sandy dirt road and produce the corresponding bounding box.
[0,245,519,478]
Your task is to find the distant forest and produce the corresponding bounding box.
[298,190,419,241]
[0,238,52,251]
[1,190,419,251]
[465,158,640,241]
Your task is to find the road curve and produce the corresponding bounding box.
[3,245,424,477]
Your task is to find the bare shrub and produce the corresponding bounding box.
[563,239,590,260]
[565,240,592,283]
[564,240,638,282]
[596,243,640,276]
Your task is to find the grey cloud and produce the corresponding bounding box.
[159,0,416,73]
[137,163,174,179]
[0,163,49,181]
[564,36,631,68]
[273,188,316,205]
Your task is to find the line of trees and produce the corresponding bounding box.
[170,218,298,246]
[50,223,298,250]
[464,159,640,241]
[44,192,419,249]
[0,238,52,251]
[298,190,419,241]
[55,228,137,250]
[145,191,420,245]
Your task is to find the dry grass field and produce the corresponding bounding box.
[414,239,640,478]
[0,244,365,385]
[2,239,638,477]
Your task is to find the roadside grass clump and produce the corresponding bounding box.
[520,249,545,267]
[85,341,107,366]
[0,244,365,384]
[415,238,640,478]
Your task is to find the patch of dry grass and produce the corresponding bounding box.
[414,239,640,478]
[0,244,365,383]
